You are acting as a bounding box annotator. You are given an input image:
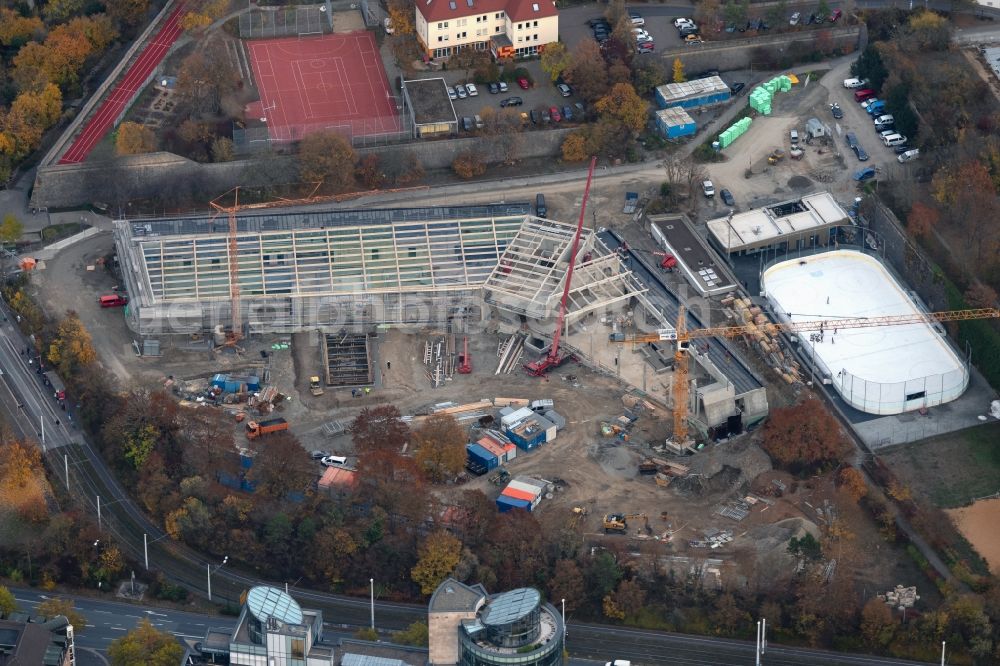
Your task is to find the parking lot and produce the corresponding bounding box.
[557,4,686,58]
[442,60,586,131]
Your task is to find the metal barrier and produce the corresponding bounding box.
[239,5,331,38]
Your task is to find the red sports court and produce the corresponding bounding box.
[247,32,400,143]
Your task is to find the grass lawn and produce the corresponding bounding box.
[882,421,1000,508]
[42,222,85,242]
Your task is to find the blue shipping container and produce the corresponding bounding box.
[496,496,532,513]
[467,443,499,471]
[504,426,545,450]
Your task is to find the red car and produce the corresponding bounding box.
[829,8,842,21]
[99,294,128,308]
[517,77,530,89]
[549,106,562,122]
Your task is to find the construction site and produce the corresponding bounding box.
[23,156,991,597]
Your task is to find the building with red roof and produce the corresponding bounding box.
[415,0,558,59]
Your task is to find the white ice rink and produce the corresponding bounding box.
[761,250,968,415]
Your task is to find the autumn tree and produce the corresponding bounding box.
[108,618,185,666]
[540,41,571,82]
[931,160,1000,265]
[0,214,24,245]
[37,598,87,631]
[965,283,998,309]
[48,311,98,376]
[115,122,157,155]
[595,82,649,133]
[104,0,150,26]
[564,40,609,102]
[394,621,429,646]
[451,149,487,179]
[0,586,16,618]
[761,398,851,473]
[906,10,950,51]
[355,153,385,189]
[861,598,896,647]
[632,58,666,96]
[45,0,87,23]
[351,405,410,455]
[711,592,751,634]
[837,466,868,502]
[387,0,415,34]
[175,43,237,115]
[412,414,465,482]
[672,58,686,83]
[247,431,315,499]
[906,201,939,239]
[180,410,239,481]
[382,150,424,186]
[298,130,358,190]
[548,559,585,613]
[0,9,44,47]
[211,137,235,162]
[12,84,62,131]
[694,0,721,27]
[0,438,44,489]
[562,131,589,162]
[411,530,462,594]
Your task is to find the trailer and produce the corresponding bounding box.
[623,192,639,214]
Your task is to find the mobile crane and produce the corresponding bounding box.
[523,156,597,377]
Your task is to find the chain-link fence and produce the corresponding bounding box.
[233,114,412,153]
[239,5,332,39]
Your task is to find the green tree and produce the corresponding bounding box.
[394,620,429,646]
[411,531,462,595]
[298,130,357,190]
[851,45,888,92]
[0,214,24,245]
[354,627,379,641]
[412,414,466,482]
[108,618,184,665]
[0,586,17,618]
[586,551,621,603]
[37,598,86,631]
[540,42,571,82]
[672,58,686,84]
[816,0,830,18]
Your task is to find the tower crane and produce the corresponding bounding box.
[523,155,598,377]
[614,307,1000,443]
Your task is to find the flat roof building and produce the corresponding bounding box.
[706,191,850,255]
[655,76,730,110]
[647,214,737,297]
[402,79,458,138]
[654,106,697,139]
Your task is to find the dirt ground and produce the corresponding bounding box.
[946,498,1000,575]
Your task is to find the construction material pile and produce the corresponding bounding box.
[722,295,803,385]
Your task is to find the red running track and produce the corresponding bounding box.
[58,3,186,164]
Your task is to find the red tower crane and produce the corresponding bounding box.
[523,156,597,377]
[457,336,472,374]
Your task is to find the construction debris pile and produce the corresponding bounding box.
[495,334,526,374]
[689,528,735,549]
[879,585,920,609]
[170,370,286,417]
[722,295,804,385]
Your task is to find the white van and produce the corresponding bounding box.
[873,114,894,130]
[843,77,865,89]
[882,133,907,147]
[897,148,920,163]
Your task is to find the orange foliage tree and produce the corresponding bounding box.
[761,397,852,474]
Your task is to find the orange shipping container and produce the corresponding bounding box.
[501,486,537,502]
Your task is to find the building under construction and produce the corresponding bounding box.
[113,204,669,338]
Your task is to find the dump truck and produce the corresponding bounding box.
[309,376,324,396]
[246,417,289,440]
[43,371,66,402]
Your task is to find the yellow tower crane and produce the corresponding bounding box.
[615,307,1000,444]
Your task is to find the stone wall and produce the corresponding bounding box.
[658,26,862,73]
[30,129,575,210]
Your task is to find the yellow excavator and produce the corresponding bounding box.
[602,513,649,534]
[309,376,324,396]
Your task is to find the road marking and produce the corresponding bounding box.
[172,633,204,639]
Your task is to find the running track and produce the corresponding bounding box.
[58,3,186,164]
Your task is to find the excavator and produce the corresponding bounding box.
[602,513,650,535]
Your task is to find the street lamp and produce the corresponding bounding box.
[143,532,170,570]
[207,556,228,602]
[370,578,375,629]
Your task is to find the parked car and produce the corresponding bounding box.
[882,133,907,147]
[720,189,735,206]
[500,96,523,107]
[853,144,869,161]
[461,116,473,131]
[845,132,858,149]
[638,42,655,53]
[474,114,484,129]
[679,25,699,36]
[673,17,695,28]
[562,105,573,120]
[321,455,347,467]
[684,34,703,44]
[536,193,547,217]
[99,294,129,308]
[517,77,530,89]
[541,107,551,122]
[894,144,913,154]
[830,103,843,119]
[588,17,609,27]
[730,81,746,94]
[854,88,875,103]
[702,180,715,197]
[843,77,865,89]
[789,12,800,25]
[498,81,509,92]
[384,17,394,33]
[465,83,478,97]
[873,114,894,126]
[310,450,331,460]
[806,13,817,24]
[790,128,799,145]
[448,87,457,100]
[557,83,571,97]
[574,101,586,115]
[489,82,499,94]
[550,106,562,122]
[898,148,920,163]
[854,166,876,182]
[530,109,539,124]
[829,9,842,21]
[455,85,468,99]
[630,15,645,25]
[637,34,654,44]
[866,101,886,116]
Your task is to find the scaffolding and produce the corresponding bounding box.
[323,332,374,387]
